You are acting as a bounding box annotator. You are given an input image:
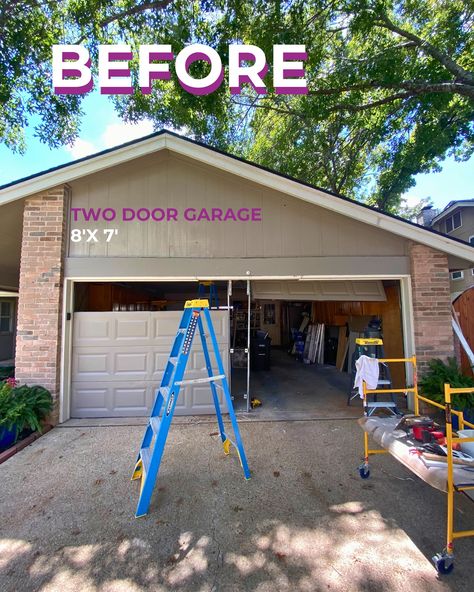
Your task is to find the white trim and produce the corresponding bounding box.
[67,274,409,281]
[59,279,74,423]
[1,132,473,263]
[445,211,462,234]
[0,134,167,206]
[0,291,19,297]
[60,273,413,422]
[400,277,415,409]
[431,201,474,225]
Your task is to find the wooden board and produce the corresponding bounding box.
[336,326,348,370]
[312,284,405,385]
[454,287,474,377]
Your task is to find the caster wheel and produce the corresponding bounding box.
[433,554,454,574]
[358,465,370,479]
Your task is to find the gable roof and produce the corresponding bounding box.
[1,129,473,263]
[431,199,474,225]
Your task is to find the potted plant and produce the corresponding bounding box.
[419,358,474,427]
[0,379,53,449]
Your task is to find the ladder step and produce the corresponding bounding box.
[175,374,225,387]
[140,447,151,474]
[366,401,397,408]
[150,416,161,435]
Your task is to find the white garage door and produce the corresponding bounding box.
[71,311,229,418]
[252,280,387,301]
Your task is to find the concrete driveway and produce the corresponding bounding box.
[1,418,473,592]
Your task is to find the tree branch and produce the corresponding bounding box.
[328,92,414,113]
[309,81,474,99]
[74,0,174,43]
[231,98,307,121]
[100,0,174,27]
[374,11,474,84]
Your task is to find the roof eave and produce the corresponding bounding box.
[0,131,473,264]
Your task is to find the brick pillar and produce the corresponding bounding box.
[409,242,454,375]
[15,186,68,425]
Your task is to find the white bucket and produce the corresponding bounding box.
[457,429,474,457]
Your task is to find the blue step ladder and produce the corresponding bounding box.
[131,299,250,517]
[198,281,219,308]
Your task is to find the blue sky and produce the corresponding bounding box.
[0,91,472,213]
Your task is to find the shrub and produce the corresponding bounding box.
[419,358,474,409]
[0,382,53,436]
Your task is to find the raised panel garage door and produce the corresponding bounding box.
[71,311,229,418]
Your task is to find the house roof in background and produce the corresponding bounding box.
[431,199,474,225]
[0,129,473,263]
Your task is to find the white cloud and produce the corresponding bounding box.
[401,194,424,207]
[64,119,155,162]
[101,120,154,148]
[65,138,98,159]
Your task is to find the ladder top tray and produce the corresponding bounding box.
[358,416,474,497]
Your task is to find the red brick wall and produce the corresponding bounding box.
[409,242,454,374]
[15,187,68,424]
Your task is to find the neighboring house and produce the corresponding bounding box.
[419,201,474,299]
[0,131,473,425]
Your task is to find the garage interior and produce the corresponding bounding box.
[71,278,407,419]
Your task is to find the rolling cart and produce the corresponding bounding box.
[357,356,474,574]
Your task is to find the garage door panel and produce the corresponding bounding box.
[75,316,113,343]
[191,385,224,408]
[114,387,148,410]
[114,352,148,376]
[72,311,229,417]
[209,314,228,339]
[252,280,387,301]
[115,317,150,340]
[153,317,182,342]
[73,350,110,378]
[70,386,110,416]
[153,351,172,372]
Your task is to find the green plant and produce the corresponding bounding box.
[419,358,474,409]
[0,382,53,436]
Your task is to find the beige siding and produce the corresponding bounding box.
[450,269,474,297]
[432,208,474,243]
[432,207,474,294]
[68,152,407,260]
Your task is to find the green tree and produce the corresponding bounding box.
[0,1,472,212]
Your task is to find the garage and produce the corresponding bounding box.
[1,131,472,425]
[67,276,405,419]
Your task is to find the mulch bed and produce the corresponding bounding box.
[0,425,52,465]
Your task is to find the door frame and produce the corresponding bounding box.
[60,275,415,422]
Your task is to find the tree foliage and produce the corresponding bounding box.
[0,1,473,212]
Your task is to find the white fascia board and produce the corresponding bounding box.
[164,135,474,263]
[0,135,167,206]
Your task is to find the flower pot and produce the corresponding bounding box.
[0,425,17,449]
